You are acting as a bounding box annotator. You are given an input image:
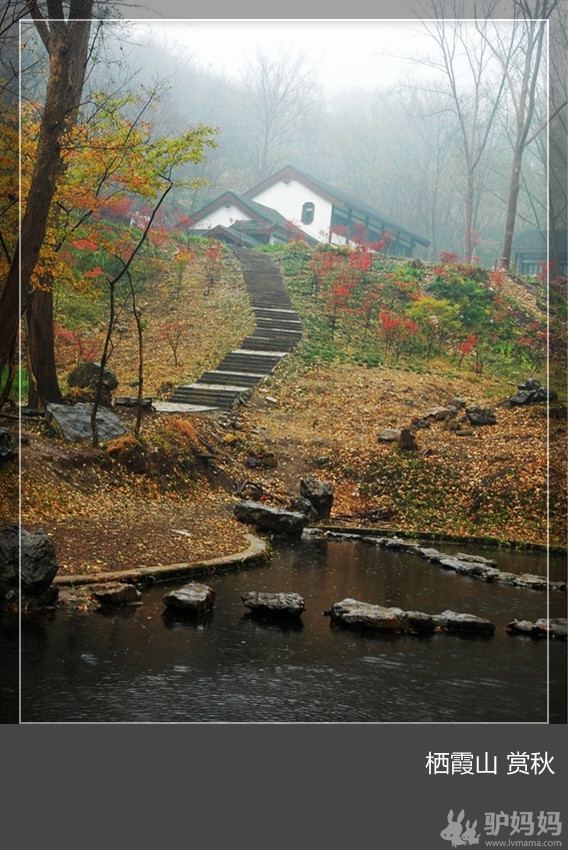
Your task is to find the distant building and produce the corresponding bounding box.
[513,229,567,277]
[186,165,429,257]
[186,191,302,247]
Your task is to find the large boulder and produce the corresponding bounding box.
[234,500,307,538]
[163,582,215,614]
[46,402,126,442]
[299,477,334,519]
[67,361,118,393]
[0,524,19,588]
[241,591,306,618]
[20,528,60,593]
[0,525,59,604]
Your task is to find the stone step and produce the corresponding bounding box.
[255,318,302,332]
[251,329,302,343]
[217,351,284,373]
[197,370,265,387]
[249,299,295,311]
[254,307,299,322]
[170,385,247,409]
[241,335,298,352]
[168,248,302,412]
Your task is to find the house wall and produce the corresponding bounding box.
[192,204,252,230]
[249,178,333,243]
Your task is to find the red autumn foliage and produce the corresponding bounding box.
[53,323,97,366]
[438,250,460,265]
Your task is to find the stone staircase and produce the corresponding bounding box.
[167,248,302,411]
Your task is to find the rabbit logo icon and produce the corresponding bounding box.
[441,810,481,846]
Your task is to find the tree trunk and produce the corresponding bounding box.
[26,281,62,406]
[499,150,523,269]
[0,2,92,387]
[464,171,475,263]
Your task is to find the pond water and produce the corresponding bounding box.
[20,537,566,724]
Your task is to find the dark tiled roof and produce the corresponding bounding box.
[190,191,291,229]
[245,165,430,246]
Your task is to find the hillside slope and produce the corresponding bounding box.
[2,248,565,580]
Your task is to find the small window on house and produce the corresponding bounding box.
[301,202,315,225]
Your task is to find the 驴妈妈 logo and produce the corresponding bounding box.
[441,809,480,846]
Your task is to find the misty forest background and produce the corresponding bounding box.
[14,9,567,269]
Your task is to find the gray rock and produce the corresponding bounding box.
[163,582,215,613]
[92,583,141,606]
[509,389,536,406]
[46,402,126,442]
[512,573,548,590]
[478,567,502,581]
[114,396,153,409]
[288,496,318,522]
[383,536,421,552]
[456,553,497,566]
[466,405,497,425]
[400,610,436,633]
[534,618,567,639]
[241,591,306,618]
[452,560,495,578]
[433,609,495,635]
[518,377,542,391]
[416,547,444,561]
[20,528,60,593]
[507,618,567,639]
[0,524,19,587]
[0,428,15,461]
[438,557,464,571]
[509,379,557,406]
[234,500,308,537]
[495,571,518,585]
[326,599,494,637]
[0,526,59,605]
[299,477,334,518]
[506,619,537,634]
[422,405,457,421]
[326,599,404,632]
[67,361,118,392]
[378,427,401,442]
[315,455,331,468]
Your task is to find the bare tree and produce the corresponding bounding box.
[480,3,554,268]
[241,47,320,181]
[421,13,508,262]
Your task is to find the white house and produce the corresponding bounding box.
[187,165,429,257]
[187,190,297,247]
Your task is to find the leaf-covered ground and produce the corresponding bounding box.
[2,248,566,580]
